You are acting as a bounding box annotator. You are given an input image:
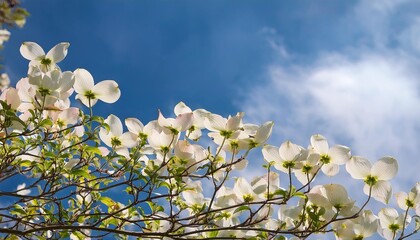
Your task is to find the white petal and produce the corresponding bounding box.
[58,71,75,93]
[307,192,331,208]
[174,101,192,115]
[76,94,98,107]
[395,192,408,210]
[20,42,45,60]
[279,141,301,161]
[329,145,350,165]
[99,128,112,147]
[157,110,173,128]
[378,208,399,229]
[310,134,329,154]
[254,121,274,144]
[5,88,21,109]
[204,114,227,132]
[106,114,123,136]
[59,107,79,125]
[46,42,69,63]
[74,68,94,93]
[125,118,144,134]
[371,157,398,181]
[174,112,193,131]
[346,156,372,180]
[324,184,348,206]
[17,183,31,195]
[234,177,253,197]
[116,147,130,158]
[93,80,120,103]
[120,132,137,148]
[192,109,210,128]
[365,181,392,204]
[226,112,244,131]
[321,163,340,176]
[262,145,281,164]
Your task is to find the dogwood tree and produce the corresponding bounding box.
[0,41,419,239]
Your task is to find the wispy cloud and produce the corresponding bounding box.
[239,0,420,193]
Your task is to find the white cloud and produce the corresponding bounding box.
[239,0,420,196]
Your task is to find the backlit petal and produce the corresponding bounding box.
[74,68,94,93]
[310,134,329,154]
[371,157,398,181]
[20,42,45,60]
[346,156,372,179]
[46,42,70,63]
[93,80,120,103]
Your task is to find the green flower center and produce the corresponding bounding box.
[111,137,122,147]
[41,58,52,66]
[364,175,378,186]
[84,90,96,99]
[320,154,331,164]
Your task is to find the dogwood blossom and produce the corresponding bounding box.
[262,140,304,173]
[346,156,398,204]
[310,134,350,176]
[74,68,120,107]
[378,208,411,240]
[99,114,137,157]
[20,42,69,72]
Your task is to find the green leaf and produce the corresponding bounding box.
[85,146,102,155]
[233,205,251,214]
[293,191,307,199]
[70,169,90,179]
[100,196,115,207]
[10,204,26,216]
[39,118,53,128]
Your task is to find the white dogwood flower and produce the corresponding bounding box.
[20,42,69,71]
[346,156,398,204]
[74,68,120,107]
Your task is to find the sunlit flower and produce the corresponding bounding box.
[99,114,137,157]
[395,182,420,210]
[310,134,350,176]
[20,42,69,72]
[346,156,398,204]
[378,207,411,240]
[262,140,304,173]
[74,68,120,107]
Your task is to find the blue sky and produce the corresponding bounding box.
[2,0,420,238]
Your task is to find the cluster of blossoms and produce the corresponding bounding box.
[0,42,418,240]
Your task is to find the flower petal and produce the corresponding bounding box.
[371,157,398,181]
[324,184,348,206]
[262,145,281,164]
[46,42,69,63]
[346,156,372,180]
[204,113,227,132]
[329,145,350,165]
[20,42,45,60]
[59,71,75,93]
[279,140,302,161]
[310,134,329,154]
[174,112,194,131]
[365,180,392,204]
[93,80,120,103]
[174,101,192,115]
[125,118,144,134]
[74,68,94,93]
[76,94,98,107]
[321,163,340,176]
[120,132,137,148]
[106,114,123,136]
[254,121,274,144]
